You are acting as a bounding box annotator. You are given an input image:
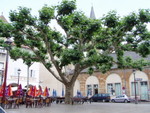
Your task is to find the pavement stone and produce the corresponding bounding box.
[5,102,150,113]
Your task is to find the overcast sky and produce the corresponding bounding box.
[0,0,150,21]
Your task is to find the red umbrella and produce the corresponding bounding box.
[27,86,33,96]
[33,86,37,97]
[16,84,23,96]
[37,85,43,97]
[7,85,13,96]
[28,86,38,97]
[0,85,3,97]
[43,87,49,97]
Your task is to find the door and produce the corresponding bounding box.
[93,84,98,95]
[87,85,92,96]
[140,81,148,100]
[115,83,121,96]
[131,82,139,96]
[107,83,113,95]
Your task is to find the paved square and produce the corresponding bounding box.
[5,102,150,113]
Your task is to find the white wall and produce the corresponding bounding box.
[86,76,99,84]
[106,73,121,83]
[39,64,63,96]
[7,57,40,88]
[129,71,148,82]
[74,80,80,96]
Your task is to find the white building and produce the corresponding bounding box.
[0,46,40,89]
[7,58,40,89]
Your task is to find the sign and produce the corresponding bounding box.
[135,78,142,81]
[148,89,150,94]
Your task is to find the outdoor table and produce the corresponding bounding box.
[30,98,44,108]
[25,98,34,108]
[7,98,17,109]
[71,97,84,105]
[56,97,65,104]
[44,97,51,106]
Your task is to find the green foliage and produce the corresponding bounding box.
[60,49,83,66]
[0,0,149,84]
[139,9,150,23]
[9,47,38,66]
[87,67,94,75]
[137,41,150,57]
[57,14,73,31]
[123,13,138,31]
[39,5,55,24]
[9,7,36,26]
[0,20,13,37]
[45,62,52,69]
[86,20,101,37]
[130,59,149,70]
[57,0,76,16]
[72,12,86,25]
[102,11,119,28]
[9,48,22,60]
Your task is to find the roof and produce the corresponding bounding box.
[90,6,96,19]
[0,15,8,23]
[110,51,150,61]
[67,51,150,74]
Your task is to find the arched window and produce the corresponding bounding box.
[86,76,99,96]
[106,74,122,96]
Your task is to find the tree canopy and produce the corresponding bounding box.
[0,0,150,103]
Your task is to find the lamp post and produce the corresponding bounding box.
[133,69,138,104]
[26,65,31,96]
[2,38,12,108]
[17,68,21,85]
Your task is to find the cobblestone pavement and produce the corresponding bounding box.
[5,102,150,113]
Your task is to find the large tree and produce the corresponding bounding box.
[0,0,150,104]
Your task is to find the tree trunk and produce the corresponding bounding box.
[65,84,74,104]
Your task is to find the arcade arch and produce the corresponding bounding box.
[129,71,149,100]
[85,76,99,96]
[106,73,122,96]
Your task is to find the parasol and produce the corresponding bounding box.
[7,85,13,96]
[43,87,49,97]
[16,84,23,96]
[37,85,43,97]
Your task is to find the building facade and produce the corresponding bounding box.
[0,47,6,85]
[0,46,40,89]
[76,68,150,100]
[7,58,40,89]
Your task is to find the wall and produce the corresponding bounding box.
[76,68,150,100]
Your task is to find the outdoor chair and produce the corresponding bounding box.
[25,98,33,108]
[0,98,2,107]
[14,98,20,109]
[71,97,84,105]
[19,98,23,105]
[45,97,51,107]
[37,98,43,108]
[3,98,13,109]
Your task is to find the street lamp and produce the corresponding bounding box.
[133,69,138,104]
[2,38,12,108]
[17,68,21,85]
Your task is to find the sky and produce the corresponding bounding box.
[0,0,150,21]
